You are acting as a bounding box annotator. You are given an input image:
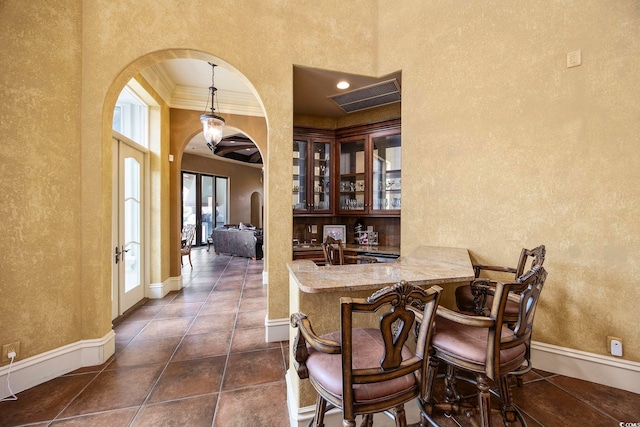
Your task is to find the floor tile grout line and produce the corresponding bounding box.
[4,251,272,427]
[129,254,228,425]
[45,359,117,426]
[539,376,622,423]
[45,404,144,426]
[210,256,246,427]
[129,253,232,427]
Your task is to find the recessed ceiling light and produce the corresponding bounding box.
[337,81,350,90]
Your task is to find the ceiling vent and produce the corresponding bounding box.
[328,79,401,113]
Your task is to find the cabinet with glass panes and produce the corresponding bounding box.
[336,123,401,216]
[293,130,333,216]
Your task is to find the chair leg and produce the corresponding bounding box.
[498,375,519,425]
[360,414,373,427]
[515,375,524,387]
[421,356,440,418]
[476,374,491,427]
[444,365,462,403]
[393,404,407,427]
[312,395,326,427]
[188,251,192,267]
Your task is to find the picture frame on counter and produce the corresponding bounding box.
[323,225,346,242]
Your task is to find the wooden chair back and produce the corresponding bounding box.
[322,236,344,265]
[340,282,442,421]
[486,265,548,378]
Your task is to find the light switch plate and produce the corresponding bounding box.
[567,50,582,68]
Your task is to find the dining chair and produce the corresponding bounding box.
[420,265,548,427]
[291,281,443,427]
[455,245,545,386]
[456,245,545,318]
[180,225,196,267]
[322,236,378,265]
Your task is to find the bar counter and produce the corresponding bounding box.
[288,245,474,293]
[286,245,475,412]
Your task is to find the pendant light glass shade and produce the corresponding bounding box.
[201,63,225,147]
[200,114,225,145]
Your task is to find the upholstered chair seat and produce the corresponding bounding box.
[306,329,415,405]
[432,317,526,367]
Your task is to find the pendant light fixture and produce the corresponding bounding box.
[200,62,225,151]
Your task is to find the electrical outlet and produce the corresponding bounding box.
[2,341,21,362]
[607,336,623,357]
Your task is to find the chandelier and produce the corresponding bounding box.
[200,62,225,151]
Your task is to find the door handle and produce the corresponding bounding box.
[115,246,130,264]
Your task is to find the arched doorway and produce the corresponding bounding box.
[103,50,268,309]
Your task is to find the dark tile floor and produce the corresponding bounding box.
[1,247,639,426]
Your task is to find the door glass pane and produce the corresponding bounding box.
[339,139,366,211]
[293,139,308,211]
[124,157,141,292]
[182,172,197,227]
[113,85,148,147]
[201,175,214,242]
[215,177,228,227]
[312,140,331,211]
[372,133,401,211]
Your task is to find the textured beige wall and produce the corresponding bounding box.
[0,1,85,359]
[379,1,640,361]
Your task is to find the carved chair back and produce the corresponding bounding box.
[291,281,443,426]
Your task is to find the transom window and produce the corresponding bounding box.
[113,83,149,147]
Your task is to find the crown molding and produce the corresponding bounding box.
[139,65,175,105]
[139,67,263,117]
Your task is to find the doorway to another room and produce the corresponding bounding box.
[182,172,229,247]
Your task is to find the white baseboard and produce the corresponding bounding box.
[265,316,290,343]
[147,276,182,299]
[285,342,640,426]
[263,271,268,285]
[531,340,640,394]
[0,331,116,399]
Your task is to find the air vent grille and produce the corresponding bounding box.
[329,79,401,113]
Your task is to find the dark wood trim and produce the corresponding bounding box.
[293,127,336,139]
[335,118,401,138]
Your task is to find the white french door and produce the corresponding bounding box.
[112,136,146,320]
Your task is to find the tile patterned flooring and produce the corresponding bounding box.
[1,247,639,426]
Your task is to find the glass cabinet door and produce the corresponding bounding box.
[312,139,331,212]
[372,132,401,212]
[293,139,308,213]
[338,137,367,213]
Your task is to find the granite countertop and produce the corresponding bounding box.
[292,244,400,256]
[287,246,474,293]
